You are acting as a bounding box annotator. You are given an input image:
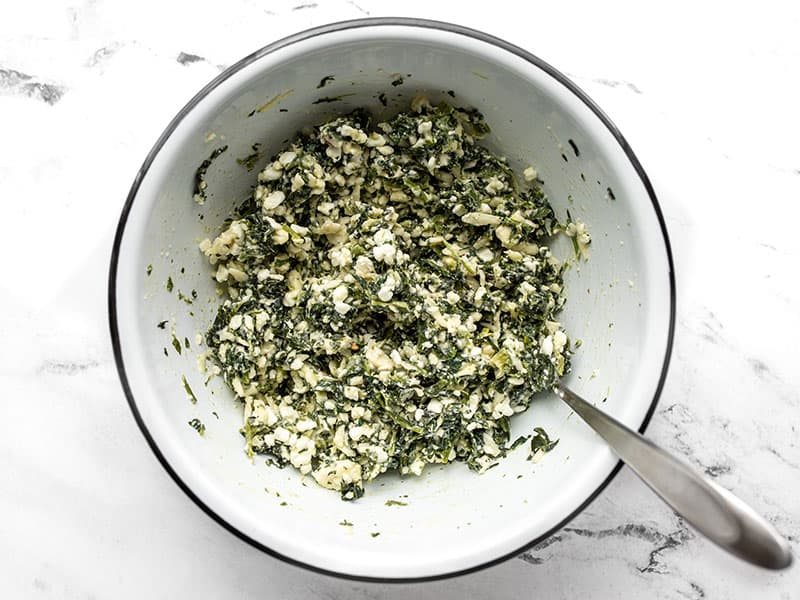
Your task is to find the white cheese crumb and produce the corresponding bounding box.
[262,190,285,210]
[495,225,512,244]
[373,243,396,264]
[333,302,352,315]
[462,212,502,226]
[332,285,349,303]
[272,228,290,245]
[365,344,394,371]
[330,246,353,267]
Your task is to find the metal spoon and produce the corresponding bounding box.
[557,384,793,569]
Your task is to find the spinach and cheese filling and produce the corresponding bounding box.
[200,97,578,500]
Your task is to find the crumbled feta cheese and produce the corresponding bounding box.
[295,418,316,432]
[263,190,285,210]
[373,229,394,244]
[553,330,567,354]
[274,427,291,443]
[377,272,399,302]
[427,399,443,414]
[373,243,396,264]
[365,344,394,371]
[462,212,502,226]
[272,227,290,245]
[329,246,352,267]
[485,176,504,195]
[333,301,352,315]
[565,219,591,259]
[495,225,513,245]
[278,151,296,166]
[332,285,349,303]
[260,166,282,181]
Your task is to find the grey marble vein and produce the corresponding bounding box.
[177,51,206,65]
[591,77,643,94]
[87,43,121,67]
[0,67,65,104]
[683,582,706,599]
[346,0,371,15]
[766,446,800,471]
[37,359,101,375]
[703,463,732,478]
[517,520,694,574]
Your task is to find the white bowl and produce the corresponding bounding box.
[109,18,675,581]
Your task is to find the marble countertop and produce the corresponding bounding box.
[2,1,799,597]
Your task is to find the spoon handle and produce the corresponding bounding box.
[557,385,792,569]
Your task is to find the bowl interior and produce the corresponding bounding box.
[112,22,673,579]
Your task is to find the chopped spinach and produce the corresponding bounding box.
[193,145,228,204]
[236,143,263,172]
[182,375,198,404]
[530,427,559,458]
[188,418,205,436]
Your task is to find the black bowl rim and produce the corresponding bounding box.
[108,16,676,584]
